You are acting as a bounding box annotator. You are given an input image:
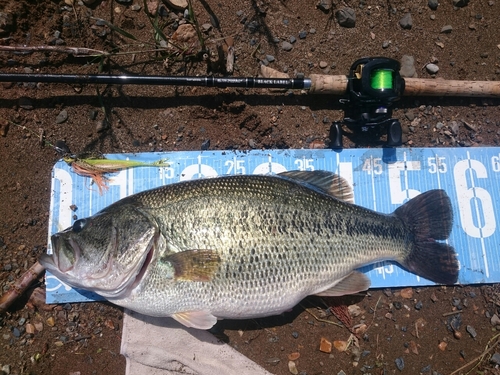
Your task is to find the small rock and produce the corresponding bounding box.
[164,0,187,10]
[319,61,328,69]
[292,331,299,339]
[201,139,210,150]
[265,358,280,365]
[298,30,307,39]
[348,304,362,317]
[426,63,439,74]
[382,40,391,49]
[428,0,438,10]
[395,357,404,371]
[248,139,257,148]
[25,324,35,335]
[441,25,453,33]
[334,340,348,352]
[12,327,21,337]
[400,287,413,299]
[289,36,296,44]
[288,361,299,375]
[405,110,415,121]
[46,316,55,327]
[288,352,300,361]
[491,314,500,326]
[436,122,444,130]
[399,13,412,30]
[415,301,423,310]
[466,325,477,338]
[201,23,212,32]
[317,0,331,12]
[282,41,293,51]
[335,7,356,28]
[1,365,11,375]
[56,109,68,124]
[453,0,469,7]
[438,341,447,351]
[400,55,416,78]
[319,337,332,353]
[266,55,275,62]
[450,121,460,135]
[491,353,500,365]
[421,364,432,373]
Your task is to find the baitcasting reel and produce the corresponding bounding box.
[330,57,405,148]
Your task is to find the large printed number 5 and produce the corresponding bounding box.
[453,159,496,238]
[388,160,421,204]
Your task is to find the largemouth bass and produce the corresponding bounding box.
[40,171,458,329]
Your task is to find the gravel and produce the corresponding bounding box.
[399,13,412,29]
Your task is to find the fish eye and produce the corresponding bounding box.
[72,218,88,233]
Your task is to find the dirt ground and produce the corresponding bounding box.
[1,0,500,374]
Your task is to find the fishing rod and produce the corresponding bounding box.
[0,73,311,90]
[1,57,499,147]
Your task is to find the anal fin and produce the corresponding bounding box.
[314,271,370,297]
[171,310,218,329]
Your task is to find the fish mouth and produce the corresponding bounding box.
[40,234,81,275]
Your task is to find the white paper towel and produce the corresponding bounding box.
[121,309,273,375]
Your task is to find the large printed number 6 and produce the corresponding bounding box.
[453,159,496,238]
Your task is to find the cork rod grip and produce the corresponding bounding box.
[308,74,500,98]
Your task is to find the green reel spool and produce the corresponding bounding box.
[370,69,394,90]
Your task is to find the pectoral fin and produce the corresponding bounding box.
[314,271,370,297]
[171,310,218,329]
[164,249,221,282]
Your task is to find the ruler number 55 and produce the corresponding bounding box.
[428,156,447,174]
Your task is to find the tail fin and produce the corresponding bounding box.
[394,190,458,285]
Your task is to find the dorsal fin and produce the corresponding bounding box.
[278,170,354,203]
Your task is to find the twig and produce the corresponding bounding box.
[0,262,45,315]
[0,45,106,57]
[442,310,462,317]
[449,333,500,375]
[301,305,343,327]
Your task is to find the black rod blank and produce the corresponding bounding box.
[0,73,311,90]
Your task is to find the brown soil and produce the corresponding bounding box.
[1,0,500,374]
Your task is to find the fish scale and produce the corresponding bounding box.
[40,171,458,329]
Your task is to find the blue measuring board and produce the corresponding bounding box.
[46,148,500,304]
